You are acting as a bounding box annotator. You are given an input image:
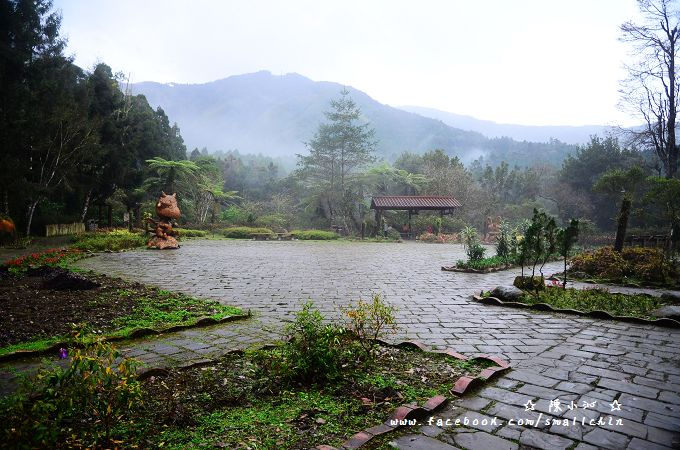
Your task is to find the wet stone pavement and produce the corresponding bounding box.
[5,240,680,449]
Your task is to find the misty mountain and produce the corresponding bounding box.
[399,105,615,145]
[130,71,579,166]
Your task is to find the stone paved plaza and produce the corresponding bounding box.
[5,240,680,449]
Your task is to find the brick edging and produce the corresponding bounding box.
[0,312,251,363]
[317,340,511,449]
[473,295,680,328]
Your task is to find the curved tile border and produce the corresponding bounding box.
[0,312,251,362]
[441,265,513,274]
[316,340,511,449]
[473,295,680,328]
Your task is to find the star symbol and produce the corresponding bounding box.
[610,399,622,411]
[524,399,536,411]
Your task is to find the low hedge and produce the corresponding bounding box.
[174,228,208,238]
[222,226,275,239]
[71,230,146,252]
[570,246,676,284]
[289,230,339,240]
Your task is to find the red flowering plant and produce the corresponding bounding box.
[3,248,84,274]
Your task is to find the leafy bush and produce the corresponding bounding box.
[418,232,459,243]
[461,226,485,261]
[343,294,397,360]
[255,214,289,231]
[222,226,274,239]
[174,228,208,237]
[220,205,248,224]
[3,248,84,273]
[289,229,339,240]
[0,328,141,447]
[266,301,350,383]
[72,229,146,252]
[570,246,673,283]
[495,221,511,260]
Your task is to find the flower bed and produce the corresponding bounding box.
[3,248,85,273]
[418,232,459,243]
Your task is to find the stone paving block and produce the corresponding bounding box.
[619,394,680,418]
[477,387,532,407]
[455,411,501,433]
[390,434,460,449]
[597,378,660,399]
[519,429,574,450]
[627,437,673,450]
[453,431,518,450]
[643,412,680,432]
[583,428,630,449]
[504,370,560,388]
[555,381,593,395]
[454,397,491,412]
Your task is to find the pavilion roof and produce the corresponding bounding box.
[370,196,462,210]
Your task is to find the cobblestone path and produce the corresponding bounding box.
[4,240,680,449]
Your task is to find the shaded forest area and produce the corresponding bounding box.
[1,0,678,242]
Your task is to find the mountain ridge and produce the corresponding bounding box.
[129,70,580,166]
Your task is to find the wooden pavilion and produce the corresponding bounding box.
[370,196,462,238]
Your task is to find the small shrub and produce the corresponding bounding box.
[455,255,509,270]
[289,229,339,240]
[0,327,141,447]
[419,232,459,243]
[570,246,673,283]
[269,301,349,383]
[72,229,146,252]
[467,243,486,261]
[343,294,397,360]
[222,226,274,239]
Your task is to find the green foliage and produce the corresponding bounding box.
[72,229,146,252]
[268,301,349,383]
[520,287,670,320]
[175,228,208,237]
[0,328,141,447]
[222,226,274,239]
[290,229,339,240]
[255,213,289,231]
[461,226,485,261]
[495,221,512,260]
[455,255,510,270]
[342,294,397,360]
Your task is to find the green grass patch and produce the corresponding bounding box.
[71,230,146,252]
[0,336,65,357]
[107,289,242,338]
[455,255,512,270]
[517,286,671,319]
[289,229,339,240]
[174,228,208,238]
[221,226,274,239]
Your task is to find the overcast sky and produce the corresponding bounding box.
[55,0,641,127]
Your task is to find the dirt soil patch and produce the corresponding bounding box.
[130,345,491,449]
[0,268,240,352]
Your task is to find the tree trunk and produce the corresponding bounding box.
[127,208,133,232]
[2,189,8,216]
[134,205,142,228]
[25,199,40,237]
[81,189,92,222]
[614,197,632,252]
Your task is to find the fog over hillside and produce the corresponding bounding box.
[130,71,580,166]
[399,106,616,145]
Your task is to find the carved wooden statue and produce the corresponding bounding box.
[146,192,180,249]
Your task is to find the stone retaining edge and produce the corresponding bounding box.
[0,312,252,363]
[473,295,680,328]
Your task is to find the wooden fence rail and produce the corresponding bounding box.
[45,222,85,237]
